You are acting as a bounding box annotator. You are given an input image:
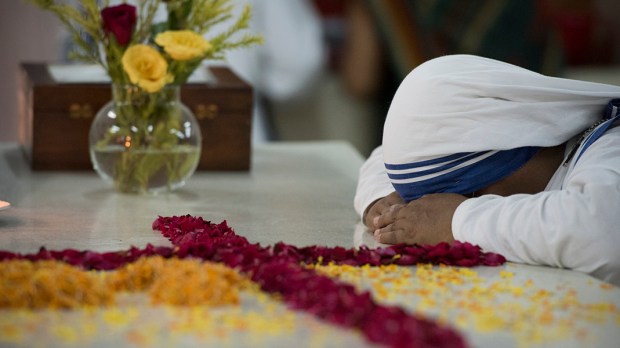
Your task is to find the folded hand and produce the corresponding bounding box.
[364,191,404,228]
[372,193,468,245]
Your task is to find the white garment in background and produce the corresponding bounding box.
[220,0,325,143]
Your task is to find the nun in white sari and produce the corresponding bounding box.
[354,55,620,285]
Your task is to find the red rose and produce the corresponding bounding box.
[101,4,137,46]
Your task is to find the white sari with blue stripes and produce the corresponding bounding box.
[354,55,620,284]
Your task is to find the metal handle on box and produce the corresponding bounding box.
[68,103,93,119]
[194,103,219,120]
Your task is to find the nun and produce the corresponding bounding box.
[354,55,620,285]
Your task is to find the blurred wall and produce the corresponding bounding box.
[0,1,64,143]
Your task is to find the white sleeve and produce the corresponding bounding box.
[354,146,396,218]
[453,127,620,284]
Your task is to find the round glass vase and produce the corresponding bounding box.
[89,84,202,194]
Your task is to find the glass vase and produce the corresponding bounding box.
[89,84,202,194]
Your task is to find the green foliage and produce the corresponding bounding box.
[159,0,264,60]
[25,0,262,84]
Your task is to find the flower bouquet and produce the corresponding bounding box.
[27,0,261,193]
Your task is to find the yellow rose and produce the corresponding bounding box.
[121,44,171,92]
[155,30,211,61]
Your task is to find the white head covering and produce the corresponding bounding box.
[383,55,620,201]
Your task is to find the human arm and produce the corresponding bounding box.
[453,127,620,284]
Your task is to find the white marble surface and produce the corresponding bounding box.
[0,141,362,253]
[1,141,619,348]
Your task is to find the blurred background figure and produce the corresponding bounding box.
[268,0,380,156]
[339,0,620,151]
[545,0,617,67]
[222,0,326,144]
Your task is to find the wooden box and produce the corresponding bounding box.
[19,63,253,171]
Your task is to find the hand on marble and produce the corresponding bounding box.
[372,193,468,245]
[363,191,405,229]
